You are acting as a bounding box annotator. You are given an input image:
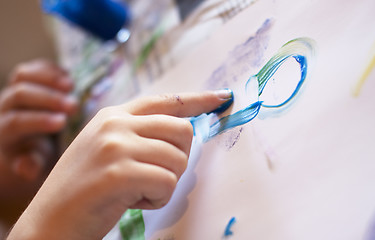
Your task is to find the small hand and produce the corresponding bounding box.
[7,90,233,240]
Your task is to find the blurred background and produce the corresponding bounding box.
[0,0,56,88]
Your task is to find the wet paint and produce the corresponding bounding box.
[224,217,237,237]
[192,38,316,142]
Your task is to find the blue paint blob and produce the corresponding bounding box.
[209,101,262,139]
[224,217,236,237]
[191,38,316,142]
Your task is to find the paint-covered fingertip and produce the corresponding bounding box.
[210,89,234,114]
[215,88,234,100]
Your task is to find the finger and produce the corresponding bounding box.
[133,115,194,155]
[130,137,188,179]
[0,82,77,114]
[0,112,67,140]
[124,89,234,118]
[8,59,73,92]
[126,162,178,209]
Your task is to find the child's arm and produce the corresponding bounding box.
[7,90,233,240]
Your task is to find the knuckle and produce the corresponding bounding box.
[97,106,118,118]
[96,107,109,117]
[101,163,132,191]
[97,107,134,133]
[161,172,178,194]
[98,134,123,154]
[97,108,120,130]
[100,115,121,132]
[103,164,123,182]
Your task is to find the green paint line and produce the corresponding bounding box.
[119,209,146,240]
[133,28,164,72]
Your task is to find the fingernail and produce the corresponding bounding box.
[215,88,233,100]
[211,89,234,114]
[50,113,66,124]
[63,95,78,109]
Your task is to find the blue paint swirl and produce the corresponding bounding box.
[191,38,315,142]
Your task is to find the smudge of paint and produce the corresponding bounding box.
[354,52,375,97]
[364,213,375,240]
[192,38,316,142]
[119,209,145,240]
[205,19,273,90]
[203,19,274,149]
[174,95,184,105]
[224,217,236,237]
[222,127,244,150]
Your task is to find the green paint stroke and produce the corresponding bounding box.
[119,209,145,240]
[133,28,164,72]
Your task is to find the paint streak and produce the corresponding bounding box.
[224,127,244,150]
[224,217,236,237]
[119,209,145,240]
[354,52,375,97]
[365,213,375,240]
[204,19,273,149]
[192,38,316,142]
[205,19,273,90]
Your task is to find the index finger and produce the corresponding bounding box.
[8,59,73,93]
[124,89,234,118]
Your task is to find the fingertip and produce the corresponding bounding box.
[58,76,75,92]
[212,98,234,114]
[214,88,234,100]
[209,89,234,114]
[46,113,67,131]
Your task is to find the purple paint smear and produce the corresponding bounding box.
[205,19,274,150]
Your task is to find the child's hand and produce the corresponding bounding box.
[7,90,233,240]
[0,59,77,181]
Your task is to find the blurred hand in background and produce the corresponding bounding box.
[0,59,77,234]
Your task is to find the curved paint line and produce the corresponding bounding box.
[192,38,316,142]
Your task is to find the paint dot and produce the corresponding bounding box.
[174,95,184,105]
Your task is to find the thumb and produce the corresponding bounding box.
[124,89,234,117]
